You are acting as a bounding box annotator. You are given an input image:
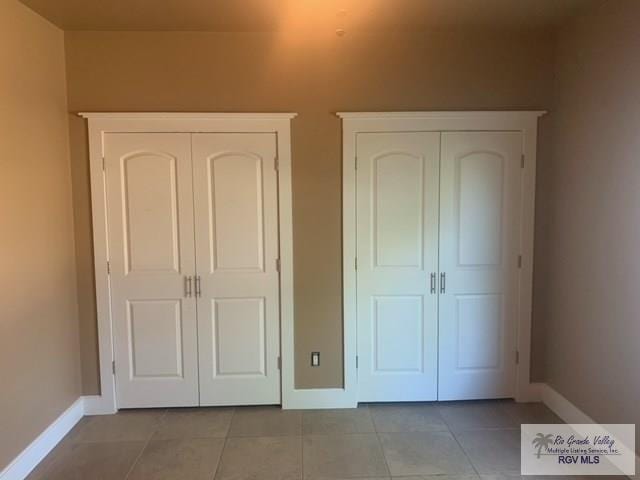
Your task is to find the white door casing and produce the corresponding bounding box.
[81,113,295,414]
[341,112,544,407]
[192,133,281,406]
[356,132,440,402]
[105,133,199,408]
[438,132,522,400]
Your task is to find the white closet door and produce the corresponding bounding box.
[438,132,522,400]
[356,132,440,402]
[105,133,199,408]
[192,133,281,406]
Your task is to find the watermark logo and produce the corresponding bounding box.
[521,424,635,475]
[532,432,555,458]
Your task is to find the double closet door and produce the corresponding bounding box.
[356,131,522,402]
[104,132,281,408]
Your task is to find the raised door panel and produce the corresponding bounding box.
[373,153,424,269]
[373,296,423,373]
[356,132,440,402]
[128,300,184,378]
[122,153,180,274]
[457,152,504,267]
[192,133,280,406]
[212,298,266,376]
[208,153,265,273]
[455,294,502,370]
[105,133,199,408]
[438,132,521,400]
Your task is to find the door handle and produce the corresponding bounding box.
[430,273,436,294]
[195,276,201,298]
[440,272,446,294]
[184,276,192,297]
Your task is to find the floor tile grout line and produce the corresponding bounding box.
[122,409,167,480]
[212,406,236,480]
[367,406,395,478]
[375,429,394,478]
[299,408,305,480]
[371,405,382,434]
[300,420,304,480]
[437,407,521,433]
[371,403,395,478]
[377,420,478,479]
[122,441,149,480]
[449,426,483,479]
[371,404,450,434]
[437,405,460,433]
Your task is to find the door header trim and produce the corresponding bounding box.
[79,112,297,120]
[337,111,545,120]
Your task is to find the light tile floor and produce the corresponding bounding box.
[26,400,581,480]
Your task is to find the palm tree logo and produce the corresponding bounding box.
[532,433,554,459]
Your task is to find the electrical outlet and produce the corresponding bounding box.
[311,352,320,367]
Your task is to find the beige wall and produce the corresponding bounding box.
[543,0,640,431]
[64,28,556,391]
[0,0,80,470]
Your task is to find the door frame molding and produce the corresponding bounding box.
[338,111,546,405]
[80,112,296,413]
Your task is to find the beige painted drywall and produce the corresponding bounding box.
[0,0,80,470]
[64,28,556,391]
[544,0,640,431]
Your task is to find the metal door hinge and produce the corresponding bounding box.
[355,257,358,270]
[106,261,111,274]
[355,355,359,369]
[355,156,358,170]
[274,157,279,171]
[276,258,281,272]
[102,156,106,171]
[277,356,281,370]
[112,360,116,375]
[521,154,525,168]
[515,350,520,364]
[518,255,522,268]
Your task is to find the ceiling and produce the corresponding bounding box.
[21,0,600,32]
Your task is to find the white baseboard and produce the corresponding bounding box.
[0,397,85,480]
[282,388,358,409]
[539,383,596,424]
[82,395,116,416]
[538,383,638,480]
